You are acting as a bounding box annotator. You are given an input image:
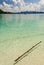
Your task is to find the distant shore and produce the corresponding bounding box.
[0,9,44,14]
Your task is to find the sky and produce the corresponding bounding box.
[0,0,44,12]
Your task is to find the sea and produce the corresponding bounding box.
[0,14,44,65]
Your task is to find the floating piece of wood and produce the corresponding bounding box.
[13,41,42,65]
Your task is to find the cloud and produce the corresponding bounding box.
[39,0,44,5]
[12,0,25,7]
[0,4,3,9]
[22,3,40,11]
[12,0,41,12]
[12,0,17,4]
[0,0,44,12]
[1,2,14,12]
[39,0,44,11]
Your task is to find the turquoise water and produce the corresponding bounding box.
[0,14,44,65]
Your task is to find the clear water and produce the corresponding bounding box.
[0,14,44,65]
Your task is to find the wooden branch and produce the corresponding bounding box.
[13,41,42,65]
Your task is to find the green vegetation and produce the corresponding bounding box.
[0,9,4,13]
[0,9,13,14]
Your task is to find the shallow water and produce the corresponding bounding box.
[0,14,44,65]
